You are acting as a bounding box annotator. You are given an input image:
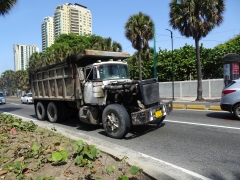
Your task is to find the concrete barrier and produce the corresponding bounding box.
[159,79,224,98]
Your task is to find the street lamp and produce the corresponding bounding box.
[166,29,174,100]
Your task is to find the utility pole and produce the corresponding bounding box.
[154,27,157,78]
[166,29,174,100]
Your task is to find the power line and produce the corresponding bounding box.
[123,45,132,51]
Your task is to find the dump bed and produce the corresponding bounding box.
[29,50,130,101]
[30,63,78,101]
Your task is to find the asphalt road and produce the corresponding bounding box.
[1,100,240,180]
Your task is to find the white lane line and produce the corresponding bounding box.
[165,120,240,130]
[140,153,212,180]
[9,103,20,106]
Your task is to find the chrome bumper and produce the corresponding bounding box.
[131,101,173,125]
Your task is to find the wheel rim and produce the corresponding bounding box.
[236,106,240,117]
[105,113,119,133]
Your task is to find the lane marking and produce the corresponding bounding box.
[140,153,212,180]
[9,103,20,106]
[165,119,240,130]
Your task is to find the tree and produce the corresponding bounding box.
[2,70,15,95]
[169,0,225,101]
[125,12,155,80]
[13,70,28,96]
[0,0,18,16]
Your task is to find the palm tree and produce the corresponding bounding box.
[2,70,15,95]
[0,0,18,16]
[125,12,155,80]
[13,70,28,96]
[0,77,7,91]
[169,0,225,101]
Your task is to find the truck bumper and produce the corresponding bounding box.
[131,101,173,125]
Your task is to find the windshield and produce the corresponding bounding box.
[99,64,130,80]
[28,94,32,97]
[0,93,3,97]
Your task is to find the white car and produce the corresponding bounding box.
[21,93,33,104]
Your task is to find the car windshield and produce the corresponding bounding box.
[0,93,3,97]
[99,64,130,80]
[28,94,32,97]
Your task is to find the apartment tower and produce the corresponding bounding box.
[41,17,54,51]
[54,3,92,38]
[13,44,39,71]
[41,3,92,50]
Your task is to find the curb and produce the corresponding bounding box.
[186,104,206,110]
[173,103,222,111]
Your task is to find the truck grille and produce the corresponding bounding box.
[138,78,160,105]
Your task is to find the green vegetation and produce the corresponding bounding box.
[168,0,225,100]
[124,12,155,80]
[0,0,18,16]
[28,34,122,70]
[0,114,152,180]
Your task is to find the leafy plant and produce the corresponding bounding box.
[118,174,129,180]
[106,165,115,173]
[74,140,100,167]
[35,176,54,180]
[130,165,143,175]
[3,161,28,179]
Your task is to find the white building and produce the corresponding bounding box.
[54,3,92,38]
[13,44,39,71]
[41,3,92,50]
[41,16,54,51]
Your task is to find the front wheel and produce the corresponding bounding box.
[102,104,130,139]
[233,104,240,120]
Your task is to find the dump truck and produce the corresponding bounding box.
[29,50,173,139]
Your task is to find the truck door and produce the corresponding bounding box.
[84,66,103,104]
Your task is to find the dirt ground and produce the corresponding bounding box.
[0,114,155,180]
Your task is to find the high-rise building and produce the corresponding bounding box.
[54,3,92,38]
[41,3,92,50]
[41,16,54,51]
[13,44,39,71]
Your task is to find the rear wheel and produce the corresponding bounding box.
[233,104,240,120]
[36,101,47,120]
[47,102,62,123]
[102,104,130,139]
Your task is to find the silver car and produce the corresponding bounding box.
[220,79,240,119]
[0,91,6,104]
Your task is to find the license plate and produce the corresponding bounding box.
[155,110,162,118]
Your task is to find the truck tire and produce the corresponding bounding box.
[47,102,62,123]
[36,101,47,120]
[102,104,130,139]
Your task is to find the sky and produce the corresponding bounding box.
[1,0,240,74]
